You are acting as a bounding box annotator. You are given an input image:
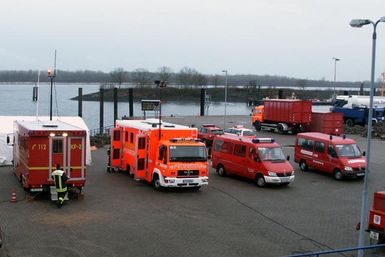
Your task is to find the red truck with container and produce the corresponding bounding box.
[303,112,344,135]
[10,120,87,194]
[294,132,366,180]
[252,99,312,134]
[212,134,294,187]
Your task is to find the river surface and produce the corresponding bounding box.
[0,84,332,130]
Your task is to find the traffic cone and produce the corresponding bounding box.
[10,188,17,203]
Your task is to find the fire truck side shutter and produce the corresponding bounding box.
[111,127,123,168]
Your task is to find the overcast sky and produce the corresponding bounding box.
[0,0,384,82]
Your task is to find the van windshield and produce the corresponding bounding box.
[335,144,362,158]
[212,129,224,135]
[258,147,285,161]
[169,146,207,162]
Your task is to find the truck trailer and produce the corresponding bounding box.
[11,120,87,194]
[109,119,209,190]
[252,100,312,134]
[332,106,385,126]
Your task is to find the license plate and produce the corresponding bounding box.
[183,179,194,183]
[280,177,290,182]
[370,231,379,240]
[356,173,365,177]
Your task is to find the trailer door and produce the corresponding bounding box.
[111,127,123,170]
[135,134,147,180]
[49,136,66,178]
[67,136,85,180]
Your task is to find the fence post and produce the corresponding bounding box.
[78,87,83,117]
[113,87,118,125]
[129,88,134,117]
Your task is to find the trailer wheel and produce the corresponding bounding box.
[346,119,354,127]
[334,169,343,181]
[216,164,226,177]
[256,174,266,187]
[299,160,308,172]
[254,121,261,131]
[152,174,163,191]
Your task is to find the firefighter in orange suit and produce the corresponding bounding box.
[52,164,68,208]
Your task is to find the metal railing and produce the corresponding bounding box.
[89,125,114,136]
[283,244,385,257]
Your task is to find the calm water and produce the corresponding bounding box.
[0,84,331,130]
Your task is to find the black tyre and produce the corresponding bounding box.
[216,165,226,177]
[254,121,262,131]
[299,160,308,172]
[346,119,354,127]
[334,169,343,180]
[152,174,163,191]
[277,124,284,134]
[256,174,266,187]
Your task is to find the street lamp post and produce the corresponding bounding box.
[332,57,340,99]
[350,17,385,256]
[222,70,228,129]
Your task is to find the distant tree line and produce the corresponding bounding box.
[0,67,380,89]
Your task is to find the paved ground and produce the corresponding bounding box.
[1,115,384,257]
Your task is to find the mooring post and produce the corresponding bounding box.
[78,88,83,117]
[99,87,104,135]
[113,87,118,125]
[200,88,205,116]
[278,89,283,99]
[129,88,134,117]
[360,82,364,96]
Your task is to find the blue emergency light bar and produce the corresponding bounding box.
[252,138,275,143]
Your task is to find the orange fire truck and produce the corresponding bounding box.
[108,119,209,190]
[10,120,87,194]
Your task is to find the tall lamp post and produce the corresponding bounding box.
[332,57,340,99]
[350,17,385,256]
[222,70,228,129]
[48,68,55,121]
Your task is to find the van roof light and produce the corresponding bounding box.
[202,124,215,127]
[252,138,275,143]
[169,137,199,143]
[234,125,245,128]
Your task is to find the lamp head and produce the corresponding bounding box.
[350,19,371,28]
[380,17,385,23]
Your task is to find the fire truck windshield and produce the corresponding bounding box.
[258,147,285,161]
[169,146,207,162]
[335,144,362,158]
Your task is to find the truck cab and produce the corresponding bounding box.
[153,138,209,189]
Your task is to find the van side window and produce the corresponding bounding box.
[130,132,134,143]
[234,144,246,157]
[298,138,305,147]
[214,140,224,151]
[328,145,337,157]
[314,142,325,153]
[138,137,146,149]
[125,131,128,142]
[299,138,314,151]
[221,142,234,154]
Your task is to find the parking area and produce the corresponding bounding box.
[0,115,384,257]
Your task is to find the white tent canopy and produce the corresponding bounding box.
[0,116,92,166]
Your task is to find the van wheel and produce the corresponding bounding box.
[254,121,261,131]
[217,165,226,177]
[256,174,266,187]
[346,119,354,127]
[277,124,284,134]
[299,160,308,172]
[334,169,343,180]
[152,174,163,191]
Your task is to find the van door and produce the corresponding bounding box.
[49,136,66,179]
[67,136,85,180]
[134,134,147,180]
[233,143,247,177]
[325,144,339,174]
[312,141,327,171]
[111,127,123,170]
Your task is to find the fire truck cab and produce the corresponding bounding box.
[294,132,366,180]
[212,135,294,187]
[368,191,385,244]
[109,119,209,190]
[12,120,87,193]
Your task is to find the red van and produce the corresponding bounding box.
[212,135,295,187]
[294,132,366,180]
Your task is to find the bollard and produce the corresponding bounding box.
[10,188,17,203]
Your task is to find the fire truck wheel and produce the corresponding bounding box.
[152,175,163,191]
[256,175,266,187]
[334,169,343,181]
[254,121,261,131]
[216,165,226,177]
[299,160,308,172]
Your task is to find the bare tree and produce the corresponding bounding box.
[178,67,198,87]
[193,72,208,87]
[157,66,173,82]
[131,68,152,87]
[211,75,221,87]
[110,67,128,88]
